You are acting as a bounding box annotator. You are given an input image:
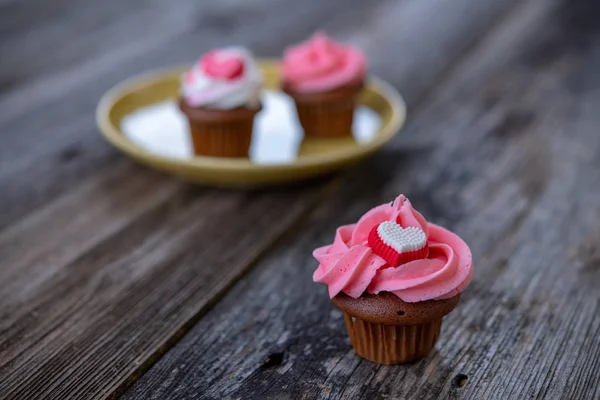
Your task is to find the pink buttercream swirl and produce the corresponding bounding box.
[313,195,473,303]
[282,32,366,93]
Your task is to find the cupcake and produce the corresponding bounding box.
[179,47,263,157]
[313,195,473,364]
[282,33,367,138]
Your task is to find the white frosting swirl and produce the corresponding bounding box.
[181,47,263,110]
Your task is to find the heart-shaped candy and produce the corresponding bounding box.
[202,50,245,81]
[367,221,428,267]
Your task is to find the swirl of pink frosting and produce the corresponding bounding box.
[282,32,366,93]
[313,195,473,303]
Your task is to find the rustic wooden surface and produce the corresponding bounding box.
[1,0,599,399]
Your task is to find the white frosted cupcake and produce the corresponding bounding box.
[179,47,263,158]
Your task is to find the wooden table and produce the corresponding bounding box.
[2,0,600,398]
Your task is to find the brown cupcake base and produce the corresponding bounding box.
[283,81,363,138]
[344,314,442,364]
[333,292,461,364]
[179,99,261,158]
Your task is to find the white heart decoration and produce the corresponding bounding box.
[377,221,427,253]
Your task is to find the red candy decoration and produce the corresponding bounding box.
[367,222,429,267]
[201,50,245,81]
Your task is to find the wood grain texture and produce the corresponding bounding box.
[0,0,523,398]
[0,178,330,399]
[123,0,600,399]
[0,0,381,398]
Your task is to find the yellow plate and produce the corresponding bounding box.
[96,60,406,187]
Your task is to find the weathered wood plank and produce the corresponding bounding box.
[123,1,600,399]
[0,0,520,398]
[0,0,382,398]
[0,162,179,300]
[0,180,328,399]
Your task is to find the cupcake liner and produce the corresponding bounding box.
[284,81,363,138]
[187,117,254,158]
[331,292,461,365]
[343,313,442,364]
[179,99,260,158]
[293,96,357,138]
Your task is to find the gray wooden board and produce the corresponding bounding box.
[124,1,600,399]
[0,0,523,398]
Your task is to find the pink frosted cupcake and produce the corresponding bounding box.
[282,33,366,138]
[179,47,263,157]
[313,195,474,364]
